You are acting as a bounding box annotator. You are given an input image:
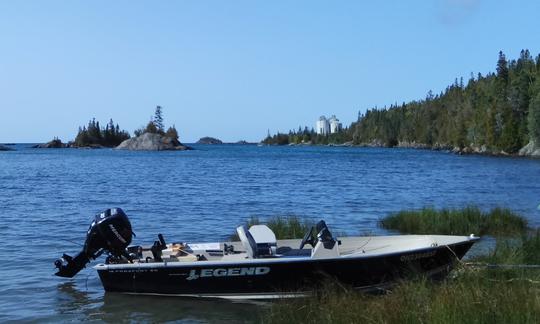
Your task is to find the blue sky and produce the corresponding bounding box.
[1,0,540,143]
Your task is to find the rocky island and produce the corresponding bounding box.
[32,138,67,148]
[0,144,14,151]
[116,132,190,151]
[196,137,223,144]
[116,106,191,151]
[30,106,191,151]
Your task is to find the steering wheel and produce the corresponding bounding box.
[299,227,316,249]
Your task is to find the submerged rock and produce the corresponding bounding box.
[116,133,190,151]
[197,137,223,145]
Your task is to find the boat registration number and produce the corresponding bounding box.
[400,251,436,262]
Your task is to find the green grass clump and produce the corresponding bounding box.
[476,229,540,265]
[230,216,314,241]
[380,206,527,236]
[262,232,540,323]
[263,276,540,323]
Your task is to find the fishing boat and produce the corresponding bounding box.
[54,208,479,299]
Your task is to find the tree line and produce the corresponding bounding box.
[262,50,540,154]
[262,126,353,145]
[352,49,540,153]
[74,106,179,147]
[74,118,130,147]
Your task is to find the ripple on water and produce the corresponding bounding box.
[1,145,540,321]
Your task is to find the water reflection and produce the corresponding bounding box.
[56,282,263,323]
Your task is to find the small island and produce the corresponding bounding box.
[196,137,223,145]
[32,138,68,148]
[0,144,14,151]
[73,119,130,148]
[31,106,190,151]
[116,106,190,151]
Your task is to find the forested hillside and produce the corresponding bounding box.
[263,50,540,155]
[353,50,540,154]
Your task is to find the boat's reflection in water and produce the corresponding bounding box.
[55,281,263,323]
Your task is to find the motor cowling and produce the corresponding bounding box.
[55,208,133,278]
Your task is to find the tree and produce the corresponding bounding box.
[74,118,130,147]
[528,92,540,145]
[154,106,164,132]
[145,121,158,134]
[496,50,509,86]
[165,125,179,140]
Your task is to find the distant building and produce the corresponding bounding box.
[316,116,330,135]
[316,115,342,135]
[328,115,342,133]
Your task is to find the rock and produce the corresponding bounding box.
[197,137,223,145]
[235,140,250,145]
[33,139,67,148]
[115,132,190,151]
[0,144,14,151]
[397,141,430,149]
[519,141,540,157]
[74,144,104,149]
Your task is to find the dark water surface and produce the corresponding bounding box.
[1,144,539,322]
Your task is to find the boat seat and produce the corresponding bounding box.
[249,225,277,257]
[236,225,258,258]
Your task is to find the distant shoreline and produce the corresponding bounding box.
[2,141,537,158]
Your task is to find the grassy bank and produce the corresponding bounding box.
[250,208,538,323]
[262,230,540,323]
[379,206,528,236]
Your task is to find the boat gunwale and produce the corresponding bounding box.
[94,235,479,270]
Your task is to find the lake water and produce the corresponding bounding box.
[1,144,539,322]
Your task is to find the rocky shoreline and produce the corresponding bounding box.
[30,132,192,151]
[279,139,540,158]
[353,140,540,158]
[115,132,191,151]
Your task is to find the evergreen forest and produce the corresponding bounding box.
[263,50,540,154]
[74,119,131,147]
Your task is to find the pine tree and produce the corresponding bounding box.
[528,92,540,145]
[154,106,164,132]
[497,51,509,86]
[165,125,179,140]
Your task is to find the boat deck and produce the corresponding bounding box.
[97,234,477,269]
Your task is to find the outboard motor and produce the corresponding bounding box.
[54,208,133,278]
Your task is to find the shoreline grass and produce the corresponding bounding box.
[379,206,528,236]
[262,230,540,323]
[251,208,538,323]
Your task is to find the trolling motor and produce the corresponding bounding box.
[54,208,133,278]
